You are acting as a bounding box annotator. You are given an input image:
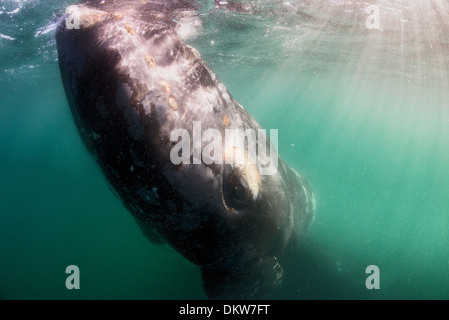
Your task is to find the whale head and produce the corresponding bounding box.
[56,0,314,299]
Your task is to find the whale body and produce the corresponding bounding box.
[56,0,314,299]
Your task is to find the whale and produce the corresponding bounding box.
[56,0,315,299]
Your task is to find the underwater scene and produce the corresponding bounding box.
[0,0,448,300]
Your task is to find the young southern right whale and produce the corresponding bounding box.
[56,0,315,299]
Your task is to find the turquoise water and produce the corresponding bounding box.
[1,0,449,299]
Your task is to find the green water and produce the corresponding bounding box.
[1,0,448,300]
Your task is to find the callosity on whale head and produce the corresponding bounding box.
[56,0,315,299]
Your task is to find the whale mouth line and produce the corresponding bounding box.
[221,190,236,213]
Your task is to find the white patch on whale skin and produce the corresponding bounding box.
[240,162,260,200]
[224,144,261,201]
[94,13,230,137]
[175,11,203,40]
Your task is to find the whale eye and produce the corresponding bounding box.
[222,165,260,211]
